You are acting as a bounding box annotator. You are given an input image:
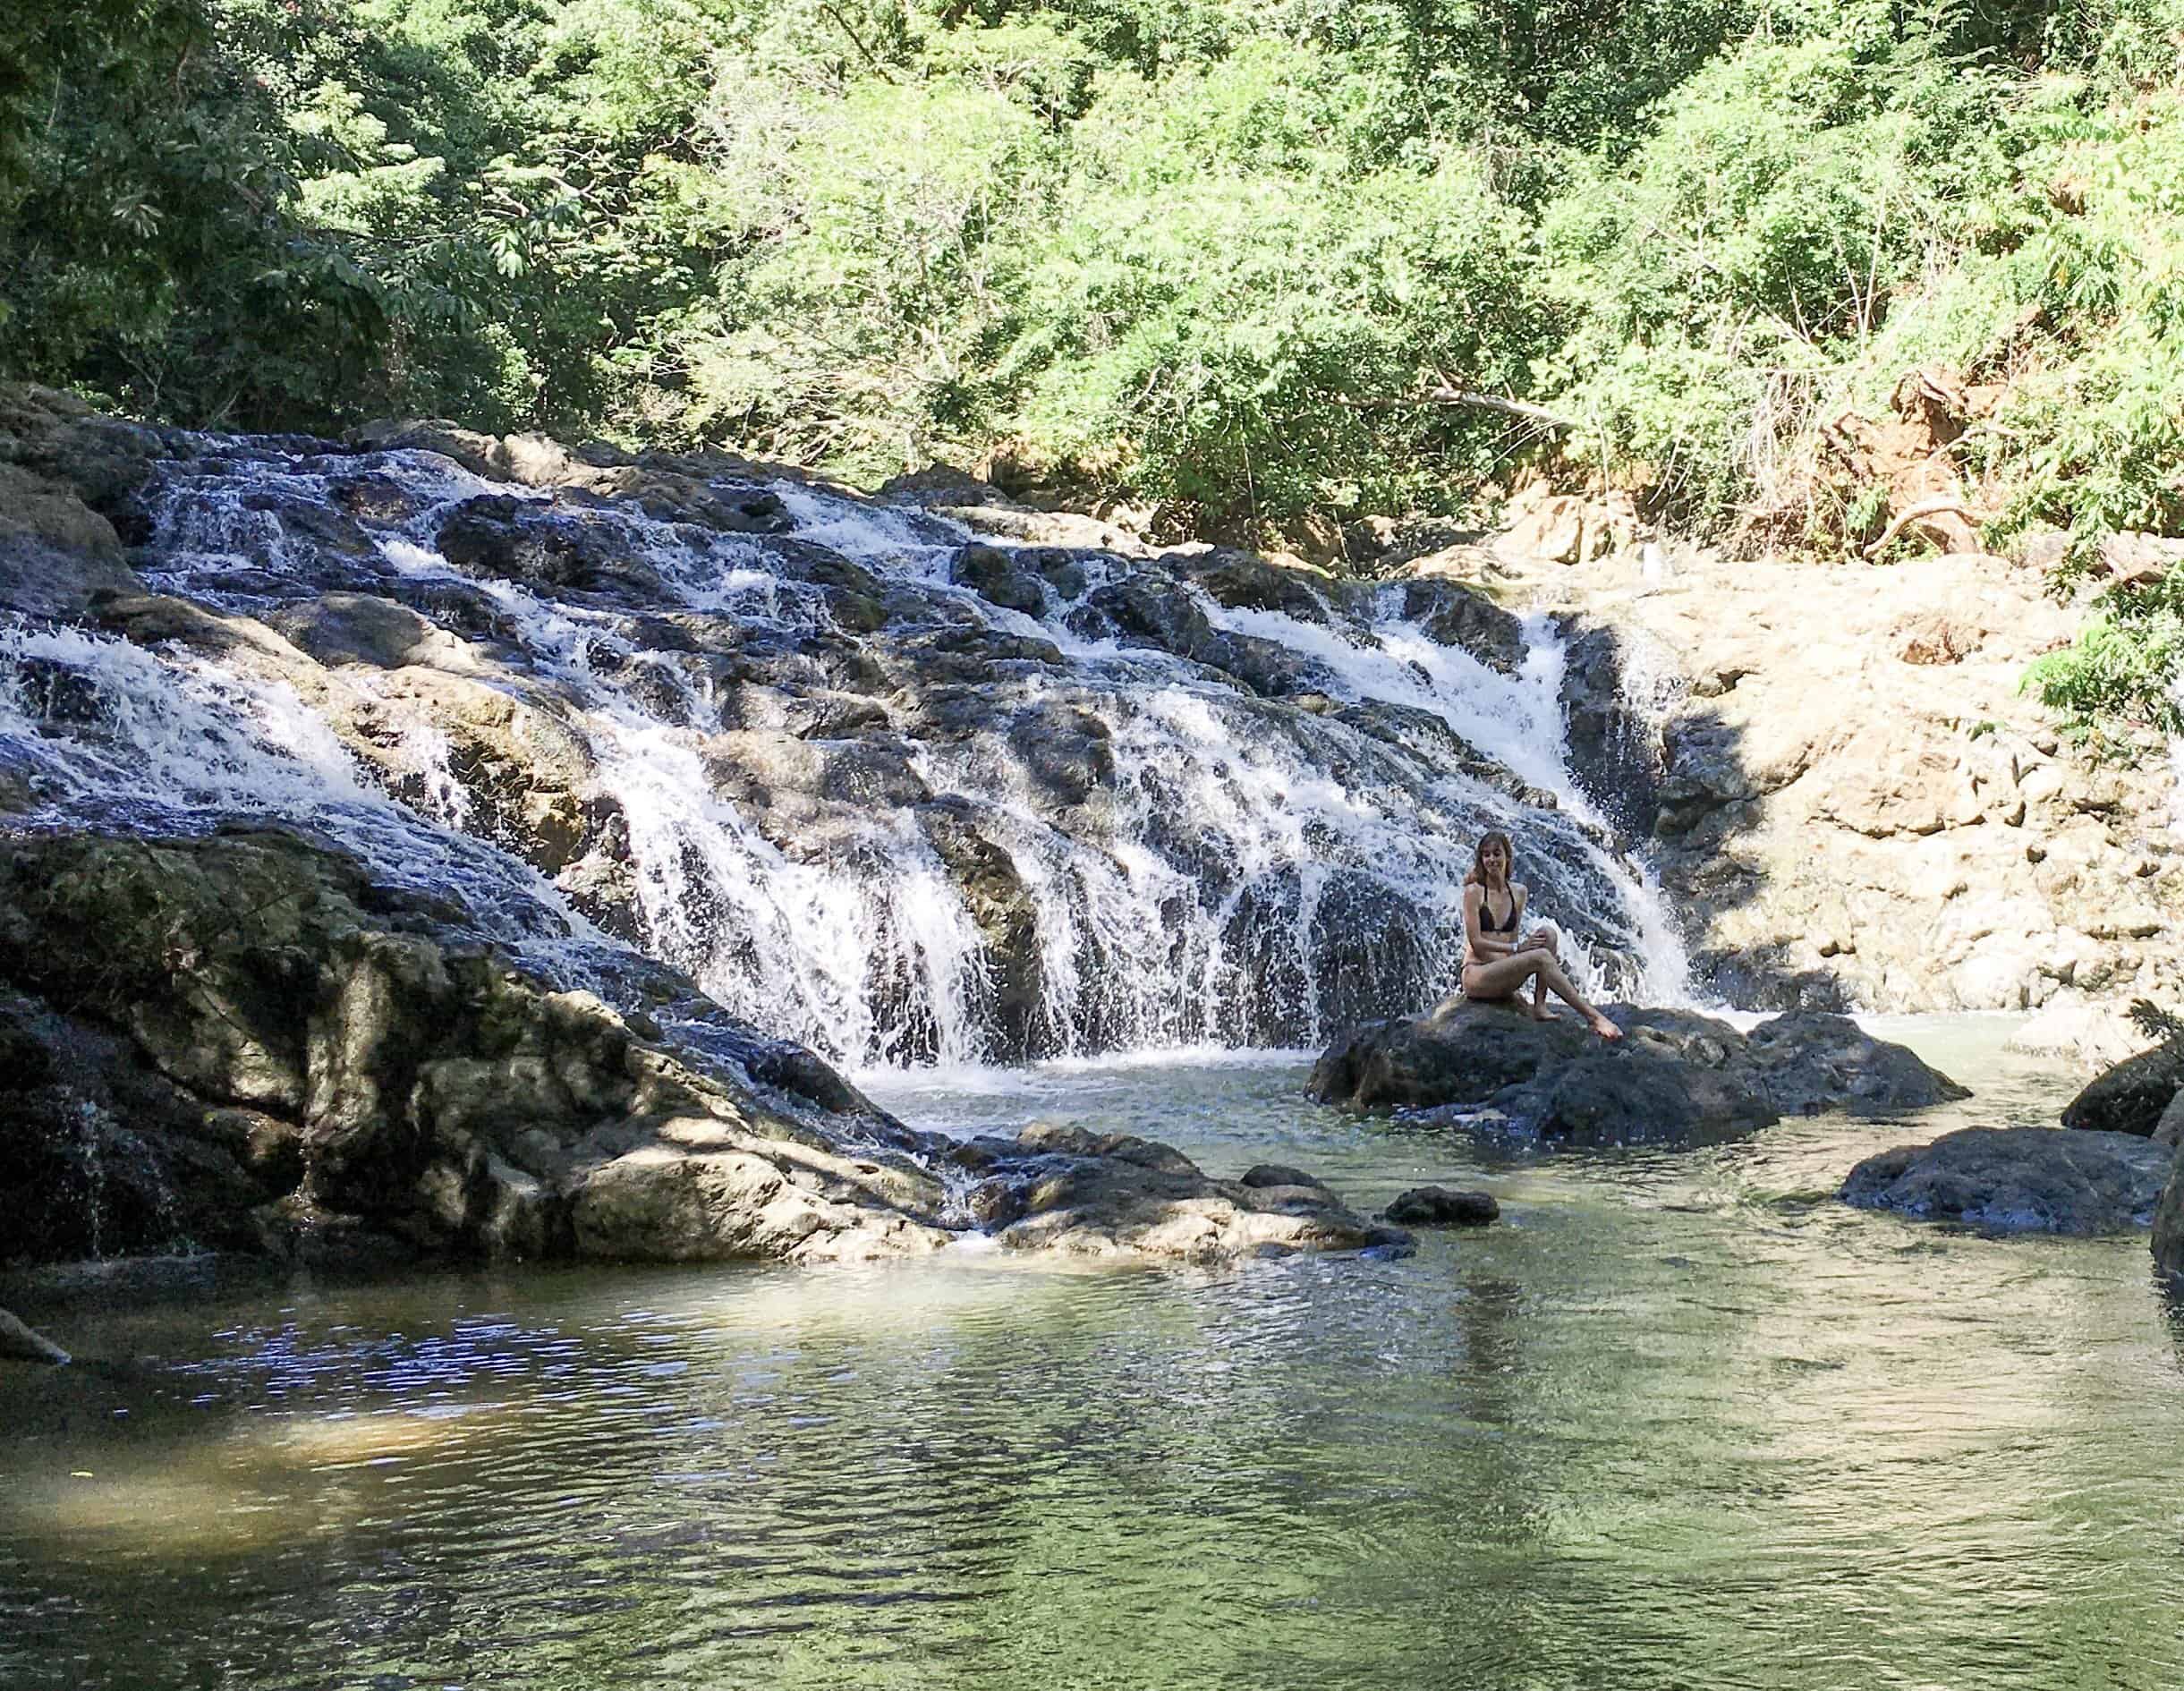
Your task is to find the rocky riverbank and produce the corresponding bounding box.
[0,825,1403,1271]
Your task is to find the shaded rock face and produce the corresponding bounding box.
[1308,1000,1964,1147]
[1842,1127,2174,1236]
[2062,1036,2184,1138]
[1555,620,1666,840]
[0,827,1395,1271]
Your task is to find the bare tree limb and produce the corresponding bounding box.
[1862,494,1985,560]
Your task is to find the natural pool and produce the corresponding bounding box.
[4,1017,2180,1691]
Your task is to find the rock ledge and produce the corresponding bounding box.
[1309,1000,1965,1146]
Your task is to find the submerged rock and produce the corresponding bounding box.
[1842,1126,2174,1235]
[2062,1034,2184,1137]
[1308,999,1964,1147]
[0,826,1392,1272]
[1383,1185,1499,1227]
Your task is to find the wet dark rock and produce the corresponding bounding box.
[1003,701,1116,809]
[268,594,463,670]
[1199,631,1337,699]
[1085,574,1215,659]
[1383,1185,1499,1227]
[1688,947,1853,1014]
[918,801,1047,1061]
[1177,548,1364,624]
[2063,1034,2184,1137]
[1400,578,1525,673]
[633,480,793,536]
[950,543,1046,615]
[329,472,420,524]
[1738,1011,1969,1114]
[1653,715,1755,841]
[1842,1126,2174,1235]
[437,496,665,601]
[1309,1000,1962,1147]
[1557,620,1669,838]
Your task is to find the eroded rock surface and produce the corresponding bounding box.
[1842,1126,2174,1235]
[0,828,1389,1270]
[1308,999,1964,1146]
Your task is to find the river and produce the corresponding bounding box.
[4,1016,2180,1691]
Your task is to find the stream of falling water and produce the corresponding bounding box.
[0,436,1692,1066]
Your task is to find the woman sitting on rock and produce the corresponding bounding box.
[1449,830,1623,1041]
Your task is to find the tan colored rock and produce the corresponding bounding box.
[1483,536,2184,1015]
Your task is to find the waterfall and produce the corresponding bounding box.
[0,434,1691,1067]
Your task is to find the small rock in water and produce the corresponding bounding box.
[1239,1163,1329,1191]
[1382,1185,1499,1227]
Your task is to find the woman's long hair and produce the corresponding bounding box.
[1466,830,1514,888]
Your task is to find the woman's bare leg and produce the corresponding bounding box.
[1531,954,1622,1041]
[1525,923,1559,1018]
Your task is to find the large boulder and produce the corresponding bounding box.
[1843,1127,2175,1235]
[0,826,1394,1270]
[2062,1035,2184,1137]
[1308,999,1963,1147]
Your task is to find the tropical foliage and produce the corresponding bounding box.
[6,0,2184,727]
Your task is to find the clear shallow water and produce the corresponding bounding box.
[4,1018,2182,1691]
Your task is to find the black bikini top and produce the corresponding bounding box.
[1478,888,1519,933]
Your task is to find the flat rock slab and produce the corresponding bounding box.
[1383,1185,1498,1227]
[1309,1001,1964,1148]
[1841,1126,2176,1236]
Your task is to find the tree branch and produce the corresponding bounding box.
[820,4,897,82]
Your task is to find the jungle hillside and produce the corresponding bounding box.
[6,0,2184,738]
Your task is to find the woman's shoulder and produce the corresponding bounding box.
[1513,880,1529,900]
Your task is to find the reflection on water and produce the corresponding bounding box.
[4,1018,2181,1691]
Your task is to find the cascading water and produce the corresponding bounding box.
[0,433,1692,1068]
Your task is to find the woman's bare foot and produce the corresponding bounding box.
[1590,1013,1624,1042]
[1529,1005,1556,1023]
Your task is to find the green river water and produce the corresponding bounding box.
[3,1016,2180,1691]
